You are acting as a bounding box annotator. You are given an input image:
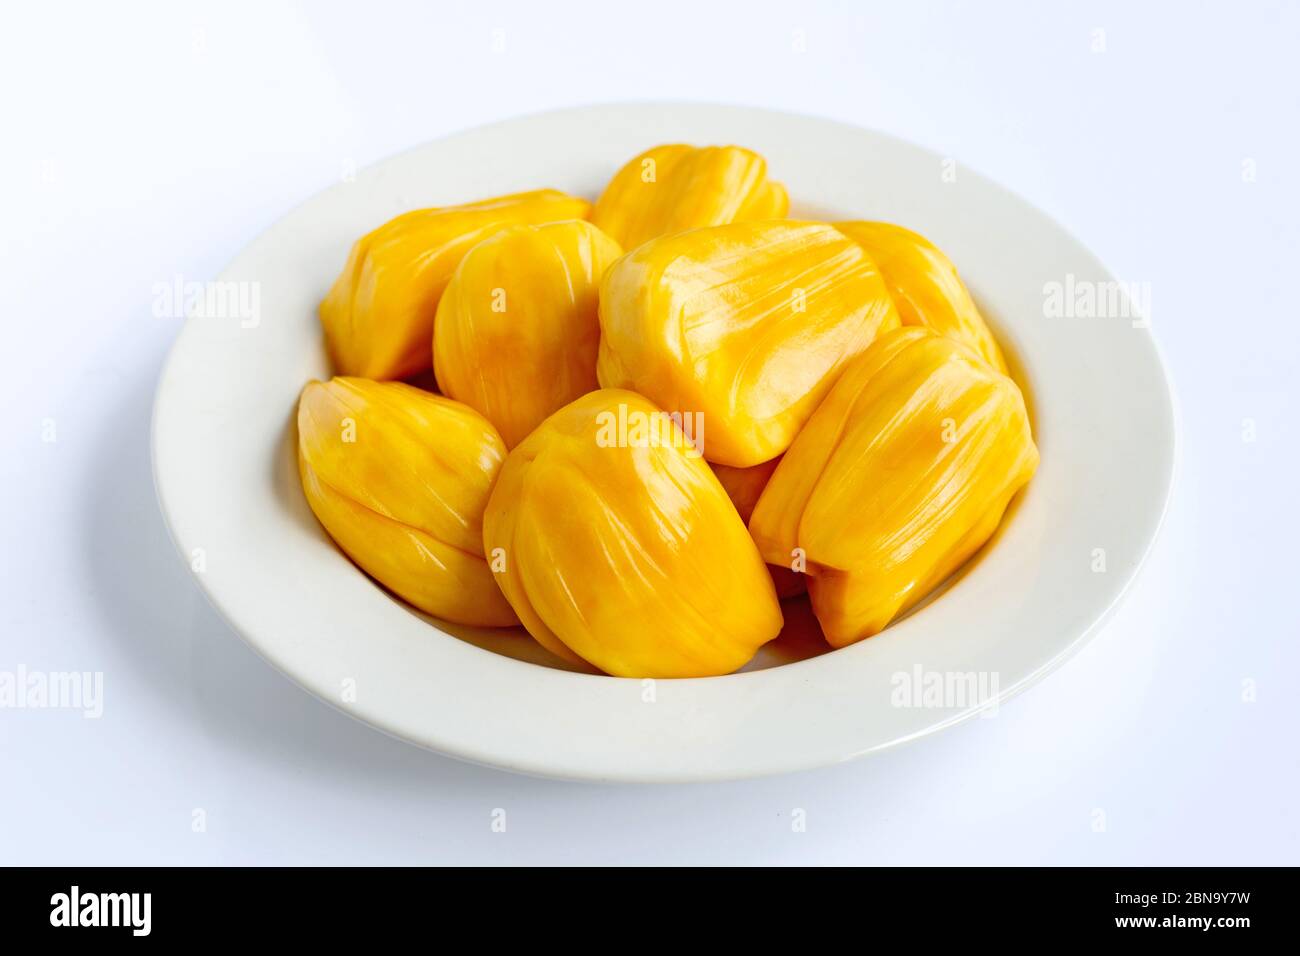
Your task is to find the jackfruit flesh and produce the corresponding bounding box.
[711,459,806,599]
[597,220,901,467]
[591,144,788,250]
[433,220,623,448]
[836,221,1007,372]
[297,377,518,627]
[482,389,783,677]
[320,189,591,381]
[749,327,1038,646]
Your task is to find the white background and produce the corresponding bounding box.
[2,0,1296,865]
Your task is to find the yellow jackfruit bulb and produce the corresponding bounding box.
[591,144,788,250]
[835,221,1008,373]
[297,377,519,627]
[482,389,783,677]
[319,189,591,381]
[711,459,806,599]
[433,221,623,448]
[749,327,1038,647]
[710,458,778,525]
[597,220,902,467]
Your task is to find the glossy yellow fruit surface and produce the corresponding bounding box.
[320,190,591,381]
[598,221,901,467]
[836,221,1007,372]
[297,377,518,627]
[433,221,623,448]
[483,389,783,677]
[711,458,779,525]
[711,459,806,599]
[749,328,1038,646]
[591,144,788,250]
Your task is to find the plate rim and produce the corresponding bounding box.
[150,101,1178,782]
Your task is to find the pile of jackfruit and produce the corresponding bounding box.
[298,144,1038,678]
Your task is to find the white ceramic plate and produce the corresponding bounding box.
[152,103,1175,782]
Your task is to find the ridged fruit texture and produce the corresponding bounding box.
[598,220,900,467]
[433,220,623,448]
[297,377,518,627]
[483,389,782,676]
[320,189,591,380]
[750,328,1038,646]
[711,459,806,599]
[836,221,1008,372]
[591,144,788,250]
